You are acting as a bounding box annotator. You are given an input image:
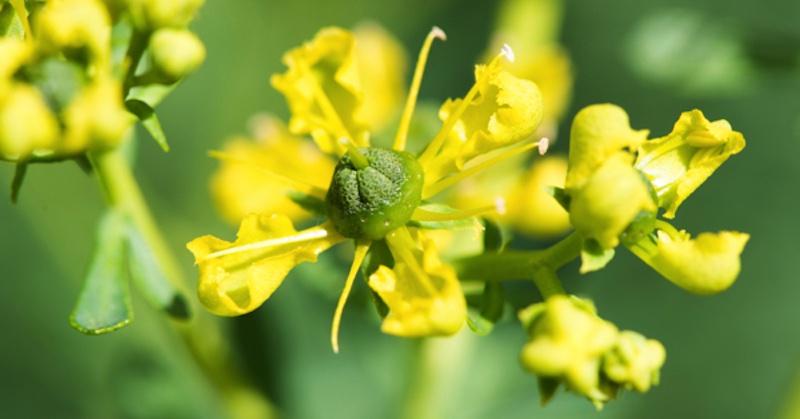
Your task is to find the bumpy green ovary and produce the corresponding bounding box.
[326,148,424,240]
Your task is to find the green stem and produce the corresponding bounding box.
[89,147,276,419]
[453,231,583,298]
[123,29,150,98]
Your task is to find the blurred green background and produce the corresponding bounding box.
[2,0,800,417]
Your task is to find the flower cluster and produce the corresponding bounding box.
[190,17,748,410]
[519,295,665,408]
[562,104,749,294]
[188,26,548,352]
[0,0,204,198]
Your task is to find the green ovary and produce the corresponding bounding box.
[326,148,424,240]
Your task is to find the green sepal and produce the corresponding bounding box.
[538,376,561,406]
[407,203,483,232]
[125,219,190,320]
[127,82,179,110]
[466,282,505,335]
[10,160,27,204]
[125,99,169,152]
[70,210,133,334]
[619,210,656,247]
[482,217,507,252]
[286,190,327,216]
[547,186,571,212]
[580,238,615,273]
[360,239,393,319]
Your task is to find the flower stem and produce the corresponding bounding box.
[452,231,583,298]
[89,146,276,418]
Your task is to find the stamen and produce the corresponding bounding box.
[384,228,438,297]
[655,219,682,240]
[422,138,546,199]
[208,150,328,199]
[411,199,506,222]
[298,62,356,145]
[538,137,550,155]
[392,26,447,152]
[338,137,369,170]
[417,80,482,166]
[331,240,371,353]
[197,227,329,262]
[501,43,515,63]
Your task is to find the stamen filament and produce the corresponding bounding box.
[655,219,682,239]
[198,227,329,262]
[384,227,438,297]
[417,50,507,167]
[298,62,356,145]
[392,26,447,152]
[412,199,505,222]
[331,240,371,353]
[422,139,545,199]
[208,150,328,199]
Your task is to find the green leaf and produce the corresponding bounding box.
[538,376,561,406]
[547,186,571,212]
[579,238,615,273]
[466,281,506,335]
[361,239,393,319]
[0,1,23,38]
[70,210,133,334]
[10,161,27,204]
[482,217,507,252]
[125,99,169,152]
[287,190,327,215]
[125,220,190,319]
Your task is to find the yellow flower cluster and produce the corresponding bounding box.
[189,25,549,351]
[564,104,749,294]
[519,295,665,408]
[0,0,204,163]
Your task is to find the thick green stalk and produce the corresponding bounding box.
[89,147,275,419]
[453,231,583,298]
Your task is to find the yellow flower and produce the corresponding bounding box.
[635,109,746,219]
[519,295,619,405]
[35,0,112,68]
[603,330,666,393]
[270,27,368,156]
[562,104,749,293]
[632,229,750,295]
[0,84,60,160]
[127,0,205,29]
[506,155,571,237]
[210,115,336,224]
[62,77,133,152]
[190,26,546,351]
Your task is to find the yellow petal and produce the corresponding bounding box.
[0,84,59,161]
[603,331,666,393]
[565,104,649,190]
[211,116,335,224]
[35,0,112,67]
[63,77,133,152]
[270,27,369,155]
[569,152,656,249]
[368,229,466,337]
[438,64,543,168]
[635,109,746,218]
[352,22,408,132]
[187,214,344,316]
[506,155,572,238]
[643,230,749,295]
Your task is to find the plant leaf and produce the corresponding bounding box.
[10,161,27,204]
[126,220,190,319]
[466,282,504,335]
[70,210,133,334]
[580,238,615,273]
[125,99,169,152]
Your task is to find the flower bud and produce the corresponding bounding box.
[63,78,132,152]
[149,28,205,82]
[0,84,59,160]
[603,331,666,393]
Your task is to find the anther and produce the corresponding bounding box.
[501,43,515,63]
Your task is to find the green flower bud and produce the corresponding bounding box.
[326,147,423,241]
